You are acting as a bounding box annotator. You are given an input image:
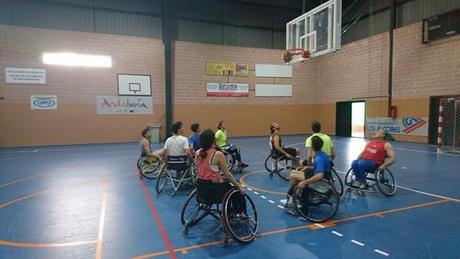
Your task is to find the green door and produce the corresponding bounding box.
[336,101,352,137]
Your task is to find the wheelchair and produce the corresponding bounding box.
[291,180,340,223]
[137,156,162,180]
[264,151,296,181]
[221,146,239,173]
[180,180,258,244]
[329,162,344,196]
[156,155,196,196]
[344,167,396,196]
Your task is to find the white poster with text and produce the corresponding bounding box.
[206,83,249,97]
[366,117,428,136]
[5,67,46,84]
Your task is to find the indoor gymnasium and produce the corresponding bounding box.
[1,0,460,258]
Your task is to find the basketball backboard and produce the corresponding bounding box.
[285,0,342,63]
[118,74,151,96]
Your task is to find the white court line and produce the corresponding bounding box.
[268,200,275,204]
[277,205,285,209]
[286,142,305,148]
[335,170,460,203]
[374,249,390,256]
[253,191,260,195]
[247,188,253,191]
[260,196,266,199]
[314,223,325,229]
[351,240,365,246]
[331,231,343,237]
[241,184,246,187]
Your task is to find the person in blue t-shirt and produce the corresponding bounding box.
[189,123,201,153]
[284,136,331,210]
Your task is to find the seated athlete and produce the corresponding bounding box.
[162,121,193,177]
[351,129,396,189]
[270,122,300,167]
[305,120,335,165]
[215,121,248,168]
[139,126,163,172]
[189,122,201,153]
[195,129,245,200]
[285,136,331,212]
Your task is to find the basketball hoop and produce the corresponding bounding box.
[282,49,310,63]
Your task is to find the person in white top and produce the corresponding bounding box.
[162,121,192,159]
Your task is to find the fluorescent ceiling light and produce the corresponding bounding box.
[42,52,112,68]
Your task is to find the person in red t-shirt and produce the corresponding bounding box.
[351,129,396,189]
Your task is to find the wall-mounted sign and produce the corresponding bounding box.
[97,96,153,114]
[366,117,428,136]
[5,67,46,84]
[118,74,151,96]
[255,64,293,78]
[255,84,293,97]
[31,95,57,110]
[206,83,249,97]
[206,61,249,77]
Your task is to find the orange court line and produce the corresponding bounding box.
[0,190,50,209]
[132,199,450,259]
[0,239,97,248]
[239,170,286,195]
[0,180,104,209]
[95,177,109,259]
[0,179,108,249]
[0,174,44,189]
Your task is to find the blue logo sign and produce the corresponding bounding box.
[32,97,56,109]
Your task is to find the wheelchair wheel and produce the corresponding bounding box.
[180,189,210,227]
[226,154,237,172]
[293,180,339,223]
[376,169,396,196]
[275,158,290,181]
[138,158,161,180]
[155,166,168,194]
[344,168,356,187]
[222,189,258,244]
[264,155,275,174]
[330,168,344,196]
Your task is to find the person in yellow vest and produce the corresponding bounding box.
[215,121,248,168]
[305,121,335,165]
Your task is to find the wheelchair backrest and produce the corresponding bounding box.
[196,181,223,205]
[167,155,189,171]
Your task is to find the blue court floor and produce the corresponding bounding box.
[0,135,459,259]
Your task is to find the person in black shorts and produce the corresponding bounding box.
[270,122,300,167]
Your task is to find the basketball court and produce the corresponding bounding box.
[1,0,460,258]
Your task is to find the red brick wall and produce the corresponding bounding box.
[0,25,165,147]
[1,21,459,147]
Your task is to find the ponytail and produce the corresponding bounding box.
[199,129,216,160]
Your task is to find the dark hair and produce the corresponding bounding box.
[217,121,224,130]
[191,123,200,133]
[141,127,150,137]
[199,129,215,159]
[311,121,321,133]
[311,136,323,152]
[171,121,182,134]
[270,122,279,134]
